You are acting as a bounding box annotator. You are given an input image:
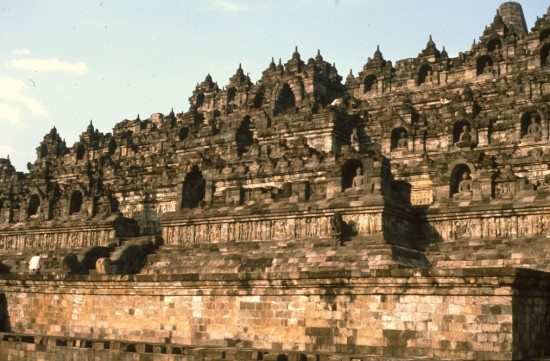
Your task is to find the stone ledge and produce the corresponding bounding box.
[0,332,518,361]
[0,267,548,295]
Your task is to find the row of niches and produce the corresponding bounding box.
[426,161,550,204]
[33,106,546,176]
[1,154,547,225]
[371,110,547,153]
[0,159,378,223]
[187,36,550,115]
[0,188,117,224]
[358,49,550,94]
[176,159,550,209]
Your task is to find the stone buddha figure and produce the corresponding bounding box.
[483,62,492,75]
[458,173,472,193]
[523,115,542,142]
[455,125,473,149]
[396,131,408,149]
[527,116,542,136]
[454,172,473,200]
[424,70,433,83]
[352,167,364,189]
[459,125,471,142]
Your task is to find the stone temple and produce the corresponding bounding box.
[1,2,550,360]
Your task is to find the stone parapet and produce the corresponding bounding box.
[0,215,139,251]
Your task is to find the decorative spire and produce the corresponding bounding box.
[373,45,383,60]
[329,63,341,82]
[277,58,283,71]
[492,8,504,27]
[315,49,323,62]
[87,119,94,133]
[292,46,301,60]
[345,69,355,85]
[420,35,439,57]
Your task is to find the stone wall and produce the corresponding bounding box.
[162,212,384,245]
[0,215,138,251]
[0,227,115,251]
[424,206,550,243]
[0,268,548,360]
[161,205,418,249]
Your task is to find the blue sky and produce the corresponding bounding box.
[1,0,548,171]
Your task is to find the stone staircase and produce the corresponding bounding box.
[0,248,84,275]
[139,236,430,277]
[0,234,429,276]
[0,235,161,275]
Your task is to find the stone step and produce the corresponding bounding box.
[139,238,430,275]
[425,236,550,272]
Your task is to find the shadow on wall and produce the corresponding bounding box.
[132,202,162,236]
[512,275,550,360]
[0,293,10,332]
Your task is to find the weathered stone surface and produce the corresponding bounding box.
[0,268,548,360]
[0,2,550,360]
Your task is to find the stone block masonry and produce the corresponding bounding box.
[0,2,550,360]
[0,268,549,360]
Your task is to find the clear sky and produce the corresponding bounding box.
[0,0,548,171]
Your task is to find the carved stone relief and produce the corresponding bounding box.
[425,214,550,242]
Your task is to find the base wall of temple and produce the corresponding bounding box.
[0,268,548,360]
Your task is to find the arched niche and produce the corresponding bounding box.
[274,83,296,115]
[540,28,550,42]
[108,139,117,156]
[27,194,41,218]
[476,55,493,76]
[541,44,550,67]
[253,91,264,108]
[449,164,472,197]
[341,159,363,191]
[195,93,205,108]
[181,166,205,209]
[520,111,542,138]
[363,74,378,93]
[486,37,502,52]
[418,64,433,85]
[227,87,236,103]
[76,144,85,161]
[236,116,253,156]
[391,127,408,150]
[40,144,48,158]
[69,190,83,215]
[453,120,471,143]
[179,127,189,141]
